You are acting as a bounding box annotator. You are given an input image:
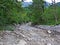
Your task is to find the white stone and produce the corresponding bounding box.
[47,30,51,34]
[47,43,52,45]
[17,40,27,45]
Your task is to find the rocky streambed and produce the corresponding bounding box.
[0,24,60,45]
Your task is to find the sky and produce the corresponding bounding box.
[24,0,32,2]
[23,0,60,3]
[45,0,60,3]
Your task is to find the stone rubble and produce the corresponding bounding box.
[0,24,60,45]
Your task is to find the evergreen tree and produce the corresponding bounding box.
[0,0,23,26]
[29,0,44,25]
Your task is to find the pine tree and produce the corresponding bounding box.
[29,0,44,25]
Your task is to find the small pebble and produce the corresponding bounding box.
[47,30,51,34]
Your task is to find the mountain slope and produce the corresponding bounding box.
[56,2,60,6]
[44,2,51,7]
[22,1,50,7]
[22,2,32,7]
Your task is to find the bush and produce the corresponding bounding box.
[0,0,23,26]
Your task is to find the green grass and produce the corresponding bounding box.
[0,25,15,31]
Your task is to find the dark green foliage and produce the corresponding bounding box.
[28,0,60,25]
[29,0,44,25]
[0,0,23,26]
[43,6,60,25]
[0,0,60,30]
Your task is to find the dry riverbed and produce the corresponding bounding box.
[0,24,60,45]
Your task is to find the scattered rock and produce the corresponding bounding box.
[17,40,27,45]
[0,24,60,45]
